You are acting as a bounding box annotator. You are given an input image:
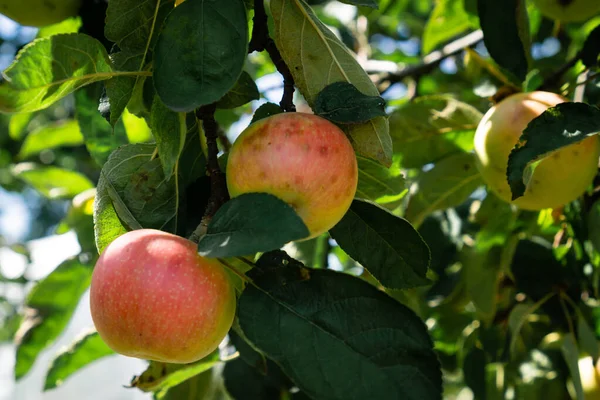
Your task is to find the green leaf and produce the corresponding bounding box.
[75,83,129,166]
[156,369,223,400]
[14,258,93,380]
[589,199,600,253]
[561,333,584,400]
[217,71,260,109]
[422,0,471,54]
[94,144,177,253]
[44,331,114,391]
[405,152,482,227]
[238,251,442,400]
[18,120,83,159]
[13,163,94,199]
[150,96,186,178]
[581,24,600,68]
[130,351,220,397]
[0,34,113,113]
[461,246,500,323]
[36,17,82,38]
[105,0,174,124]
[8,113,33,140]
[270,0,392,166]
[336,0,377,8]
[224,357,297,400]
[389,96,482,168]
[154,0,248,112]
[577,315,600,360]
[507,103,600,200]
[314,82,386,124]
[477,0,529,81]
[250,102,283,124]
[356,156,406,202]
[462,347,487,400]
[197,193,310,257]
[329,199,430,290]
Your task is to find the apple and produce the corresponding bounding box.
[474,91,600,210]
[226,113,358,239]
[532,0,600,22]
[0,0,80,27]
[90,229,236,364]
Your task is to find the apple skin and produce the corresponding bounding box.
[226,112,358,239]
[474,91,600,210]
[0,0,80,27]
[532,0,600,22]
[90,229,236,364]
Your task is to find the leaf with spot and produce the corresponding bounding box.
[197,193,310,257]
[153,0,248,111]
[238,251,442,400]
[507,102,600,200]
[94,144,178,253]
[314,82,386,124]
[0,34,113,113]
[270,0,392,166]
[405,152,482,228]
[389,96,482,168]
[330,199,430,289]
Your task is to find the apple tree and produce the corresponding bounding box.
[1,0,600,399]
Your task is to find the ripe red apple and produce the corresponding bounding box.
[474,91,600,210]
[90,229,236,364]
[226,113,358,239]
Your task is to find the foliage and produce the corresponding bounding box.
[0,0,600,399]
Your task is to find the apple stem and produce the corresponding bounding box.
[189,104,230,243]
[248,0,296,112]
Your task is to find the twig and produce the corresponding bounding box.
[378,30,484,92]
[248,0,296,112]
[539,50,583,91]
[189,103,229,243]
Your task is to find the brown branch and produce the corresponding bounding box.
[248,0,296,112]
[378,30,484,93]
[189,103,229,243]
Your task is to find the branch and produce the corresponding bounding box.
[539,50,582,91]
[248,0,296,112]
[377,30,484,92]
[189,103,229,243]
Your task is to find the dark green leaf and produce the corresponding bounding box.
[336,0,377,8]
[44,331,114,391]
[197,193,310,257]
[0,34,113,113]
[15,258,93,380]
[329,199,430,290]
[18,120,83,159]
[13,164,94,199]
[405,152,482,227]
[463,347,487,400]
[422,0,471,54]
[94,144,177,253]
[477,0,529,81]
[389,96,482,168]
[75,83,129,166]
[224,358,293,400]
[577,316,599,360]
[356,156,406,202]
[217,72,260,109]
[154,0,248,112]
[589,199,600,253]
[250,103,283,124]
[461,245,501,323]
[130,351,220,396]
[104,53,142,126]
[507,103,600,200]
[150,96,186,178]
[238,252,442,400]
[581,24,600,68]
[314,82,386,124]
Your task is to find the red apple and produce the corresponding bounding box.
[226,113,358,239]
[474,91,600,210]
[90,229,236,364]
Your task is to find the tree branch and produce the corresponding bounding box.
[377,30,484,93]
[248,0,296,112]
[189,103,229,243]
